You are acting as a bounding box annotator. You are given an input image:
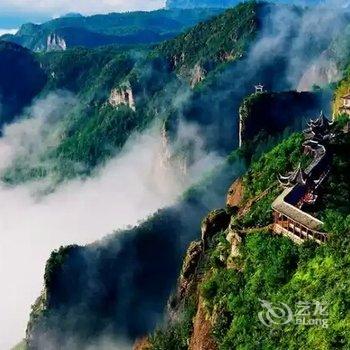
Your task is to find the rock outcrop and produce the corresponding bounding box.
[238,91,321,148]
[190,64,206,87]
[227,177,244,210]
[189,297,218,350]
[169,240,203,320]
[108,86,136,111]
[201,209,231,249]
[133,337,151,350]
[46,33,67,51]
[298,53,341,92]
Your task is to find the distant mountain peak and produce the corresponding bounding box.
[166,0,240,9]
[60,13,83,18]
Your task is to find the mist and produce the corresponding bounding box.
[0,94,221,349]
[2,2,349,349]
[0,28,17,36]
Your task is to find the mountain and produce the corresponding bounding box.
[1,3,262,185]
[0,9,223,51]
[59,13,83,19]
[0,41,46,126]
[21,123,294,349]
[23,112,350,349]
[166,0,322,9]
[166,0,241,8]
[2,1,347,185]
[146,117,350,350]
[156,1,259,83]
[2,2,350,349]
[238,90,322,148]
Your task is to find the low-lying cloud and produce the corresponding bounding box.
[0,28,17,36]
[0,94,221,349]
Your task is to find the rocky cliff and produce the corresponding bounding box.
[0,41,47,126]
[145,122,350,349]
[297,50,341,92]
[157,2,259,85]
[238,91,323,148]
[108,85,136,111]
[46,33,67,51]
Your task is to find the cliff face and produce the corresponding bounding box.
[157,2,259,85]
[108,85,136,111]
[147,125,350,350]
[46,33,67,51]
[297,51,341,92]
[189,297,218,350]
[0,41,47,126]
[238,91,322,148]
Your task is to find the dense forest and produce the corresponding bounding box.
[1,1,350,350]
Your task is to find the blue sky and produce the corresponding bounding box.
[0,0,165,29]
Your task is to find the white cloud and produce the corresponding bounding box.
[0,28,17,35]
[0,93,221,349]
[0,0,166,17]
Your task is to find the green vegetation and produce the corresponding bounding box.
[150,124,350,349]
[38,46,136,96]
[150,296,197,350]
[318,129,350,217]
[2,47,171,183]
[0,41,46,125]
[242,133,306,199]
[235,133,310,228]
[156,1,259,74]
[239,91,319,149]
[1,9,222,51]
[44,245,79,289]
[0,2,267,186]
[206,128,350,350]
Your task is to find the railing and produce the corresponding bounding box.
[273,211,328,244]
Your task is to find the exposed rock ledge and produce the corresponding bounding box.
[108,86,136,111]
[189,297,218,350]
[226,177,244,210]
[201,209,231,249]
[46,33,67,51]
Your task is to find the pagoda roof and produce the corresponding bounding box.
[278,164,308,188]
[307,112,333,129]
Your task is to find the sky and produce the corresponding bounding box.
[0,0,166,29]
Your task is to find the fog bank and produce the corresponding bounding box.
[0,94,221,349]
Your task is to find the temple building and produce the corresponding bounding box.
[340,93,350,115]
[303,112,333,143]
[254,83,264,94]
[278,164,307,188]
[271,113,333,245]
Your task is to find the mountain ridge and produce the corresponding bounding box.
[0,9,223,51]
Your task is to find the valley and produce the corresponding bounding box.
[0,1,350,350]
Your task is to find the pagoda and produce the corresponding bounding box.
[278,164,308,188]
[303,112,333,143]
[340,93,350,116]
